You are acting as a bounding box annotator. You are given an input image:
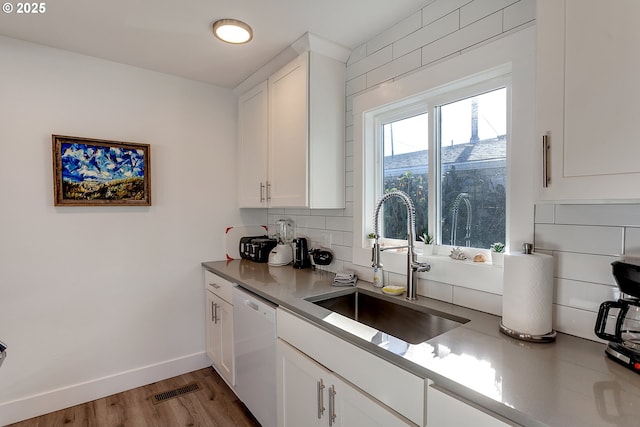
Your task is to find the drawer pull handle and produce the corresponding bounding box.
[209,283,221,289]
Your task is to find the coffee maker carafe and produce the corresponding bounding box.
[292,237,311,269]
[595,261,640,373]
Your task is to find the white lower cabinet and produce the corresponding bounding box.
[427,384,512,427]
[204,271,234,387]
[277,339,410,427]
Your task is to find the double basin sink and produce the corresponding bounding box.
[306,289,469,344]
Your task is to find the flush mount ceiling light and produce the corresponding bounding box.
[212,19,253,44]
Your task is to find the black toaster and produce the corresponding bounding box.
[239,236,277,262]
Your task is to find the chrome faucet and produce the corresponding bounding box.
[372,190,430,301]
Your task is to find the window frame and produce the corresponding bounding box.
[369,78,510,251]
[351,27,536,294]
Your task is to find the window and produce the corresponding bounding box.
[375,85,508,249]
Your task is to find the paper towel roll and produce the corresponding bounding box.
[502,252,554,336]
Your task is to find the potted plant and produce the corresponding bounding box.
[418,231,434,255]
[490,242,505,266]
[367,232,376,249]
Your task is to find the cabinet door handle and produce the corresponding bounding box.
[317,379,325,419]
[212,302,219,324]
[542,133,551,188]
[328,385,337,426]
[266,181,271,201]
[260,182,265,203]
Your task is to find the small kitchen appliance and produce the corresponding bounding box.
[595,260,640,373]
[292,237,311,269]
[268,219,293,266]
[239,236,277,263]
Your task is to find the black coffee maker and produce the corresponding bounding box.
[292,237,311,269]
[595,261,640,373]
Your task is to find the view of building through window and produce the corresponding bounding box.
[381,87,507,249]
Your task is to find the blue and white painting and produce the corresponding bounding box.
[58,141,149,203]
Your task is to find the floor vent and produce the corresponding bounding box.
[151,382,201,404]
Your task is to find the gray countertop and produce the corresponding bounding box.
[202,259,640,427]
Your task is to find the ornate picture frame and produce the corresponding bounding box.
[52,135,151,206]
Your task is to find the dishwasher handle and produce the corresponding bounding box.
[244,299,260,311]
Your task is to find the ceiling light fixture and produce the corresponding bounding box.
[212,19,253,44]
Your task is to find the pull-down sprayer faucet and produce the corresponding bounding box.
[372,190,430,301]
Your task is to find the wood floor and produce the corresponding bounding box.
[8,367,261,427]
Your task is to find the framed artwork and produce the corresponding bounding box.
[52,135,151,206]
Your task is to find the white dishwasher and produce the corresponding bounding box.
[233,286,277,427]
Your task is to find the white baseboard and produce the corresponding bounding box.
[0,351,211,426]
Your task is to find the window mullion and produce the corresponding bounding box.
[430,106,441,246]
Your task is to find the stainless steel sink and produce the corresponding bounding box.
[307,290,469,344]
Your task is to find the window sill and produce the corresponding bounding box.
[371,247,504,296]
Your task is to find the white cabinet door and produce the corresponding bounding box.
[268,53,309,208]
[427,385,510,427]
[237,46,345,209]
[205,289,234,386]
[277,339,410,427]
[218,296,234,385]
[237,80,268,208]
[277,339,329,427]
[537,0,640,200]
[205,290,218,362]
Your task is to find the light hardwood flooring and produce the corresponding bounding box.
[8,367,261,427]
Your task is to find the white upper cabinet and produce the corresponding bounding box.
[238,81,269,207]
[237,33,347,209]
[536,0,640,201]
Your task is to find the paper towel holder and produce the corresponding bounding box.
[499,322,556,343]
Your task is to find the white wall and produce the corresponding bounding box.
[0,36,263,424]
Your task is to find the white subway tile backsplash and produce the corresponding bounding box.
[534,203,555,224]
[345,155,353,173]
[624,227,640,255]
[555,204,640,227]
[346,75,367,96]
[460,0,518,27]
[419,279,454,303]
[453,286,502,315]
[345,170,353,188]
[295,215,326,229]
[310,209,342,217]
[422,0,472,26]
[555,278,618,312]
[348,44,367,65]
[421,12,502,65]
[393,11,459,59]
[503,0,535,31]
[346,45,392,81]
[367,50,421,88]
[535,224,623,256]
[554,252,618,285]
[553,304,602,342]
[367,11,423,55]
[331,244,352,262]
[326,216,353,232]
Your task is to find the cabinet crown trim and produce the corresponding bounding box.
[291,32,350,63]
